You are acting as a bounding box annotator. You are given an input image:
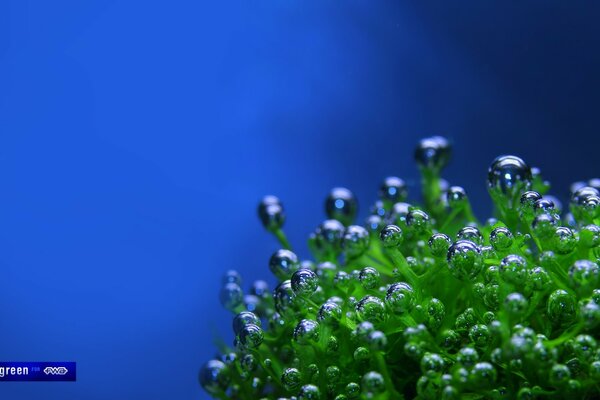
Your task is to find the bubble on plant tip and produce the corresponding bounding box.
[354,346,371,362]
[293,319,320,345]
[289,269,318,298]
[356,295,386,323]
[269,249,300,280]
[469,324,490,347]
[273,280,295,314]
[298,384,321,399]
[428,233,451,257]
[426,298,445,329]
[420,352,445,373]
[358,266,380,290]
[553,226,578,254]
[281,367,302,392]
[571,186,600,222]
[531,213,558,238]
[487,155,532,199]
[199,359,230,395]
[244,294,264,314]
[414,136,451,170]
[366,330,388,350]
[568,260,599,295]
[325,187,357,226]
[326,365,341,382]
[232,311,261,335]
[519,190,542,217]
[489,227,513,251]
[572,186,600,204]
[580,224,600,248]
[533,198,556,215]
[571,334,598,361]
[386,202,411,224]
[365,214,383,234]
[379,224,403,247]
[503,293,528,318]
[440,329,461,350]
[457,347,479,367]
[446,186,468,209]
[441,385,460,400]
[380,176,408,202]
[346,381,361,396]
[547,289,576,323]
[352,321,375,343]
[385,282,414,314]
[469,362,497,388]
[454,308,477,331]
[314,219,345,253]
[403,324,428,342]
[362,371,384,394]
[405,209,431,235]
[258,195,285,231]
[315,261,337,281]
[222,269,242,285]
[549,364,571,387]
[456,226,483,245]
[317,301,342,325]
[240,354,257,373]
[237,323,264,348]
[499,254,528,286]
[446,240,483,281]
[370,200,387,218]
[342,225,370,259]
[529,266,552,291]
[545,195,563,213]
[220,282,243,311]
[250,280,269,298]
[404,342,424,360]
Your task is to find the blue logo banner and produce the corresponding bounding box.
[0,362,76,381]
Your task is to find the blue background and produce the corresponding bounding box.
[1,1,600,399]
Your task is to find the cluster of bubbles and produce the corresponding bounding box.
[201,136,600,399]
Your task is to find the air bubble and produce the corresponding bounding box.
[356,295,387,323]
[457,226,483,245]
[325,187,358,226]
[220,283,243,311]
[199,360,230,395]
[269,249,300,280]
[258,195,285,231]
[447,186,468,209]
[380,176,408,203]
[385,282,414,314]
[343,225,370,259]
[488,155,532,202]
[415,136,451,170]
[428,233,451,257]
[379,224,403,247]
[447,240,483,281]
[293,319,320,345]
[232,311,260,335]
[490,227,513,251]
[291,269,319,297]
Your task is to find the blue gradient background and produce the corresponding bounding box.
[1,1,600,399]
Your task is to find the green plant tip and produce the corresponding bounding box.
[200,137,600,399]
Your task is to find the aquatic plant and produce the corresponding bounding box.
[199,136,600,399]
